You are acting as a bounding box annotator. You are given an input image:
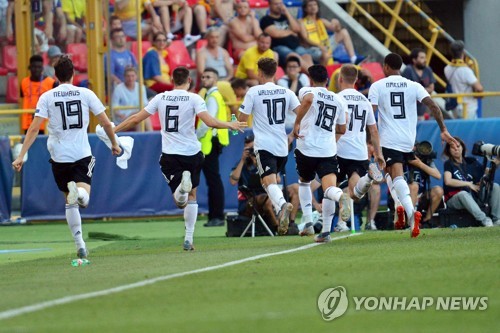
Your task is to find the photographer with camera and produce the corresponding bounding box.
[229,134,303,234]
[443,137,500,227]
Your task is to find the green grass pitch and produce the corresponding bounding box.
[0,220,498,332]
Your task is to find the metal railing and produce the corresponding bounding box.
[347,0,480,88]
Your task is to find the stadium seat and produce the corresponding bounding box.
[6,76,18,103]
[150,112,161,131]
[326,63,342,79]
[284,0,302,7]
[166,40,196,69]
[67,43,88,72]
[2,45,17,73]
[0,68,8,76]
[73,73,88,87]
[196,39,207,50]
[130,40,152,61]
[361,62,385,82]
[275,66,285,80]
[247,0,269,8]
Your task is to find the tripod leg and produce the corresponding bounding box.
[240,216,256,238]
[350,198,355,233]
[256,214,275,237]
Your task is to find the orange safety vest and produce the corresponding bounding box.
[20,76,55,131]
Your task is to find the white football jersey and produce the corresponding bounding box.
[296,87,346,157]
[35,84,105,162]
[368,75,429,152]
[239,82,300,157]
[337,88,376,160]
[145,89,207,155]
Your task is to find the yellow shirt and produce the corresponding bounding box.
[302,18,331,53]
[61,0,86,22]
[235,46,275,79]
[114,0,147,21]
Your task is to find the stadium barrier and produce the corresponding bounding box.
[10,118,500,220]
[0,136,14,222]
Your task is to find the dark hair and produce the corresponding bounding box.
[172,66,190,86]
[258,32,271,39]
[54,55,74,82]
[29,55,44,65]
[286,55,301,67]
[384,53,403,70]
[443,136,466,161]
[308,64,328,83]
[244,133,254,143]
[257,58,277,78]
[231,78,247,90]
[153,32,167,41]
[410,48,425,60]
[302,0,321,19]
[110,15,121,23]
[340,64,358,84]
[110,28,125,38]
[450,40,465,59]
[203,67,219,78]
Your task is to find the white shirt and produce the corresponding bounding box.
[296,87,347,158]
[239,82,300,157]
[369,75,428,153]
[111,82,148,124]
[144,89,207,155]
[337,88,376,160]
[444,64,479,118]
[35,84,105,162]
[277,74,311,128]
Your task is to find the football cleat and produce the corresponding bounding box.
[180,171,192,194]
[277,202,293,236]
[77,247,88,259]
[411,211,422,238]
[334,221,350,233]
[394,205,406,230]
[339,193,351,222]
[183,240,195,251]
[314,232,332,243]
[67,181,79,205]
[368,163,384,183]
[299,222,315,236]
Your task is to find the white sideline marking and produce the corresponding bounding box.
[0,233,361,320]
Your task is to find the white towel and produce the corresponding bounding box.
[95,124,134,169]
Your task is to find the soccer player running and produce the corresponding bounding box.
[114,67,245,251]
[12,55,122,259]
[368,53,457,237]
[336,64,385,232]
[238,58,300,236]
[292,64,348,243]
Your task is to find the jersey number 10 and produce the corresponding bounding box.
[263,98,286,125]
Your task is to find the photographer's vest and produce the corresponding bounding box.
[198,87,229,155]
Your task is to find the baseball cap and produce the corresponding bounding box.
[47,46,62,58]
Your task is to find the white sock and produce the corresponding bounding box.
[321,198,335,233]
[77,187,89,207]
[298,181,313,223]
[184,201,198,243]
[392,176,414,219]
[324,186,343,202]
[350,55,357,64]
[174,184,188,206]
[385,174,401,206]
[354,174,373,199]
[65,204,85,250]
[265,183,286,213]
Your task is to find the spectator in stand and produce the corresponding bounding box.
[228,0,262,61]
[143,32,173,93]
[112,66,151,130]
[61,0,86,44]
[277,55,310,96]
[260,0,314,71]
[230,78,248,100]
[196,27,233,80]
[234,33,275,86]
[0,0,8,44]
[5,0,14,42]
[329,19,358,64]
[107,28,138,87]
[191,0,233,44]
[114,0,162,40]
[53,1,68,45]
[20,55,58,133]
[43,45,63,79]
[299,0,332,66]
[444,40,483,119]
[150,0,200,45]
[110,15,123,30]
[402,48,438,120]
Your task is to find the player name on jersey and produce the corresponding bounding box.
[317,91,336,101]
[341,94,365,101]
[257,88,286,96]
[53,90,81,97]
[161,95,190,101]
[386,82,408,88]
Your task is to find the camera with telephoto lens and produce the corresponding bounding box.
[472,141,500,157]
[415,141,437,164]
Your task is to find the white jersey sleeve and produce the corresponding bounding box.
[35,93,50,119]
[86,90,106,116]
[239,90,254,115]
[415,81,430,103]
[144,94,161,115]
[288,90,300,113]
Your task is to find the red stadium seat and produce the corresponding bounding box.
[67,43,88,72]
[73,73,88,87]
[0,68,8,76]
[326,63,342,79]
[247,0,269,8]
[196,39,207,50]
[2,45,17,73]
[130,40,152,61]
[361,62,385,82]
[150,112,161,131]
[166,40,196,69]
[6,76,19,103]
[275,66,285,80]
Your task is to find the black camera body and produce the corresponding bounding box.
[415,141,437,164]
[472,141,500,157]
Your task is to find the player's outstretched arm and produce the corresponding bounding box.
[367,124,385,170]
[198,111,247,133]
[114,109,151,134]
[422,96,458,147]
[293,93,313,139]
[96,112,122,156]
[11,116,44,172]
